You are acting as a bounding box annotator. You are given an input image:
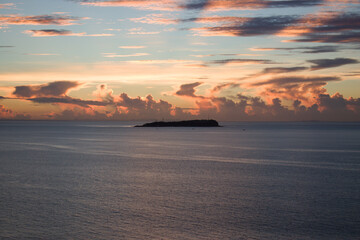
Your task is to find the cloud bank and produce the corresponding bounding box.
[1,80,359,121]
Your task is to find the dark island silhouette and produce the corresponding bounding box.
[135,119,220,127]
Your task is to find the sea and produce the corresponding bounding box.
[0,121,359,239]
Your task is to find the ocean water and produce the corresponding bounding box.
[0,121,359,239]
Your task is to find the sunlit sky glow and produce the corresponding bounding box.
[1,0,360,121]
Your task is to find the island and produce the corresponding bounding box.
[135,119,221,127]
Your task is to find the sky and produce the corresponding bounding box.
[0,0,360,121]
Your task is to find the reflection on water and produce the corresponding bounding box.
[0,121,359,239]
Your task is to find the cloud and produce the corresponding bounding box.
[93,84,114,102]
[318,93,360,118]
[190,15,297,36]
[211,82,240,93]
[211,67,308,93]
[130,13,177,25]
[308,58,359,71]
[283,12,360,43]
[0,104,31,120]
[5,80,360,121]
[207,58,274,66]
[25,53,60,56]
[179,0,323,11]
[28,96,110,107]
[23,29,82,36]
[78,0,177,11]
[23,29,113,37]
[260,67,308,74]
[250,76,340,87]
[116,93,176,120]
[176,82,203,98]
[119,46,146,49]
[71,0,325,12]
[127,27,160,35]
[246,76,341,105]
[250,45,343,54]
[102,53,149,57]
[0,3,15,9]
[239,66,308,81]
[186,11,360,44]
[0,14,82,26]
[13,81,81,98]
[289,31,360,43]
[0,46,14,48]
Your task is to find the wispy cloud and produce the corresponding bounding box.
[249,76,340,87]
[103,52,149,57]
[127,27,160,35]
[25,53,60,56]
[207,58,274,66]
[0,14,83,26]
[130,13,177,25]
[23,29,113,37]
[79,0,177,11]
[0,3,15,9]
[119,46,146,49]
[211,66,308,93]
[179,0,323,11]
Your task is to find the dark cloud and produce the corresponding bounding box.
[23,29,75,37]
[28,96,110,108]
[261,67,308,74]
[308,58,359,71]
[176,82,203,98]
[0,46,14,48]
[310,13,360,33]
[317,93,360,121]
[289,13,360,43]
[211,82,240,93]
[253,46,343,54]
[116,93,175,120]
[13,81,80,98]
[208,58,274,65]
[300,46,341,54]
[291,31,360,43]
[186,11,360,44]
[191,15,298,36]
[250,76,340,87]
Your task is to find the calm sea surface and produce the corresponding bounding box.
[0,121,359,239]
